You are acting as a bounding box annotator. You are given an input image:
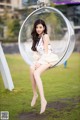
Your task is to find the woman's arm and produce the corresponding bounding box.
[43,34,50,54]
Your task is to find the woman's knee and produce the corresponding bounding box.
[30,66,35,74]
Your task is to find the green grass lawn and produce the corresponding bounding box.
[0,52,80,120]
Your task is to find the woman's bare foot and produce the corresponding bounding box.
[31,94,38,107]
[40,99,47,114]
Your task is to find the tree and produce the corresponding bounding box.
[6,18,20,38]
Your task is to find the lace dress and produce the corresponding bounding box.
[32,37,59,67]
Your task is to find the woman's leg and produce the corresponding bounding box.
[30,66,38,106]
[33,63,51,114]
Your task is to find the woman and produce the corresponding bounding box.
[30,19,59,114]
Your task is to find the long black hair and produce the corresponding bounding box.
[31,19,47,51]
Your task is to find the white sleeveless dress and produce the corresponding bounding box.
[32,37,59,67]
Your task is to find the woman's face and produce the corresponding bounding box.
[36,24,45,35]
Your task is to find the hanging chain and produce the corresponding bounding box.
[37,0,50,9]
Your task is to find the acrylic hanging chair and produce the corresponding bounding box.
[18,7,75,67]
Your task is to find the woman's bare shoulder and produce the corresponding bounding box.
[43,34,50,40]
[43,34,49,38]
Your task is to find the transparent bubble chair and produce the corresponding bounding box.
[18,7,75,68]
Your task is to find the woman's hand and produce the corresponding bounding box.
[35,62,41,69]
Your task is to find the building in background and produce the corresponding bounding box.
[0,0,25,18]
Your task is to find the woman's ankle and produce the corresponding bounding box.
[41,98,47,103]
[33,92,38,96]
